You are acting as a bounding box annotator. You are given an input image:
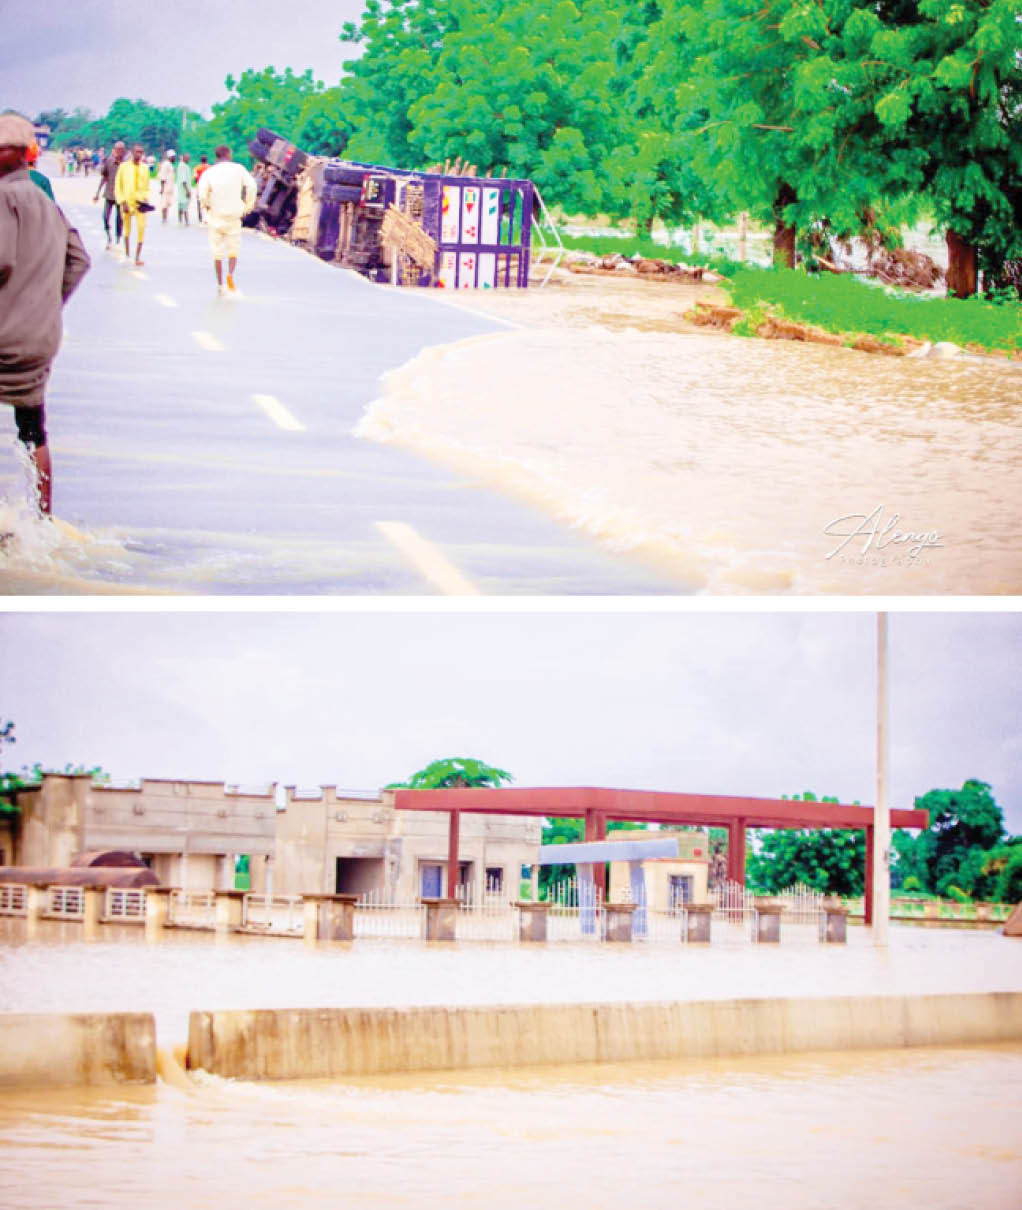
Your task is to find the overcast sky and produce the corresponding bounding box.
[1,609,1019,833]
[1,0,368,120]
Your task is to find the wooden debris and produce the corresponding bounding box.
[381,204,437,270]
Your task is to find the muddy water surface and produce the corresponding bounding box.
[360,282,1021,594]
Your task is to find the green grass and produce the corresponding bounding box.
[725,267,1022,355]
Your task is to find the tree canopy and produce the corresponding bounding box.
[387,757,513,789]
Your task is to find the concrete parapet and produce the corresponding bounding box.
[821,905,849,944]
[516,901,549,943]
[214,889,245,932]
[685,903,713,943]
[303,894,358,942]
[186,992,1022,1082]
[605,902,638,943]
[145,887,174,932]
[753,901,783,943]
[421,897,458,942]
[0,1012,156,1087]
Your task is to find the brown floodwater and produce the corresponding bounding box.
[359,276,1022,594]
[0,1044,1019,1209]
[3,921,1021,1207]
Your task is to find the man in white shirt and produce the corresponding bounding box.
[198,144,258,295]
[157,149,176,223]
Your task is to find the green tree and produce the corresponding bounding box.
[387,757,513,789]
[745,792,865,895]
[200,67,351,160]
[911,779,1007,896]
[339,0,636,217]
[664,0,1020,283]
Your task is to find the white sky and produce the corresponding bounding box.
[1,0,368,119]
[2,608,1019,833]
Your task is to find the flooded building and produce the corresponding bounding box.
[2,774,541,901]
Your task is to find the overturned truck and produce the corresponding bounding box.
[248,128,543,288]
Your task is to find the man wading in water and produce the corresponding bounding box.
[0,113,91,516]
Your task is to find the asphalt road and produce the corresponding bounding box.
[1,167,681,595]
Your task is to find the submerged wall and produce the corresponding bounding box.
[0,1012,156,1087]
[187,992,1022,1081]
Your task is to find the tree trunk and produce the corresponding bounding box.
[946,229,977,299]
[772,183,797,269]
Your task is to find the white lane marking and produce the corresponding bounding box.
[252,393,306,432]
[375,521,480,596]
[155,292,176,307]
[192,330,225,352]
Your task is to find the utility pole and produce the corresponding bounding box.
[874,612,890,946]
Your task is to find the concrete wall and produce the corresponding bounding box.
[187,992,1022,1081]
[0,1012,156,1087]
[14,775,276,883]
[11,777,541,899]
[274,788,541,900]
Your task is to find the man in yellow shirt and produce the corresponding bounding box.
[114,144,152,266]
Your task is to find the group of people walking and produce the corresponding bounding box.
[1,112,261,522]
[91,141,258,292]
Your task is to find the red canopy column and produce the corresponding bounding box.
[585,809,608,895]
[446,809,460,899]
[864,825,874,925]
[727,818,747,885]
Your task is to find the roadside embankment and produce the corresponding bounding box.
[186,992,1022,1081]
[0,1012,156,1087]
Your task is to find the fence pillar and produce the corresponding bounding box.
[516,901,549,943]
[25,885,46,925]
[604,901,637,943]
[820,902,849,944]
[421,897,459,942]
[302,893,358,942]
[144,888,174,936]
[684,903,714,944]
[753,900,783,943]
[214,890,245,933]
[82,886,104,940]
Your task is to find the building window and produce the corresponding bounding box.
[485,866,503,894]
[668,874,693,908]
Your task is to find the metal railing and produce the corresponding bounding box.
[457,896,517,942]
[47,886,84,918]
[0,884,27,915]
[104,888,147,921]
[242,893,304,934]
[355,890,426,939]
[547,880,606,942]
[169,890,215,929]
[777,883,826,925]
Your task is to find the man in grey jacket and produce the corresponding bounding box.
[0,112,91,516]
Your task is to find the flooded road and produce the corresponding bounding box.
[4,168,1016,594]
[360,283,1022,594]
[3,923,1021,1206]
[0,1045,1019,1209]
[2,919,1020,1046]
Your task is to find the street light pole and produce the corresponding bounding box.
[874,612,890,947]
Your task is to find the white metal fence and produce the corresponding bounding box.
[169,890,215,928]
[104,888,147,921]
[47,886,84,918]
[546,879,607,942]
[242,893,304,934]
[355,890,425,939]
[456,897,517,942]
[0,884,27,915]
[777,883,826,925]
